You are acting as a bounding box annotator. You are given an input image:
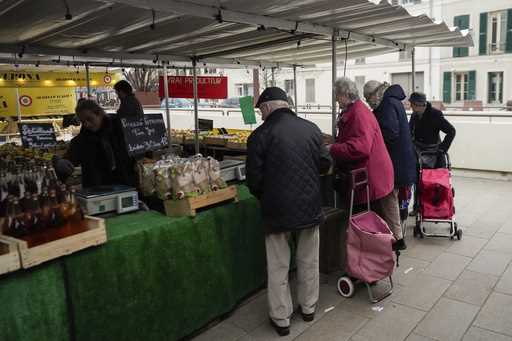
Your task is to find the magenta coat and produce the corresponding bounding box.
[330,99,394,204]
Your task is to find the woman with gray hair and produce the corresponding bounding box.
[330,77,398,246]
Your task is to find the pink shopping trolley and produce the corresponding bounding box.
[337,168,396,303]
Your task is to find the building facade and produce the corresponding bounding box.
[222,0,512,109]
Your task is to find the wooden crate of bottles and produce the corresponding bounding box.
[0,238,21,275]
[1,215,106,269]
[0,149,107,269]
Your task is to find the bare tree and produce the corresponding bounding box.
[123,68,159,92]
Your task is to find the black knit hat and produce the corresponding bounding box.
[255,87,288,108]
[409,92,427,104]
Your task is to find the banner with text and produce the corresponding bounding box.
[0,70,122,88]
[159,76,228,99]
[0,87,76,117]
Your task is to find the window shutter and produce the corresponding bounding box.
[507,9,512,53]
[454,15,470,57]
[480,12,488,55]
[468,71,476,100]
[443,72,452,103]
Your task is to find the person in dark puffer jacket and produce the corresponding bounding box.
[114,80,144,119]
[247,87,331,337]
[364,81,417,250]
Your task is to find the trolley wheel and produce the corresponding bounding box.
[457,228,462,240]
[337,276,355,298]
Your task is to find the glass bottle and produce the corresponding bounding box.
[68,186,83,223]
[31,193,42,231]
[48,189,62,227]
[12,197,26,237]
[39,188,51,230]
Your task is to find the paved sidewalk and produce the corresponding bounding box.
[192,177,512,341]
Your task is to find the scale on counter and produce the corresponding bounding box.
[220,159,246,182]
[76,185,139,216]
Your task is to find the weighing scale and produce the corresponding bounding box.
[220,160,246,182]
[76,185,139,216]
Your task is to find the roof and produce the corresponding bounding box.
[0,0,473,67]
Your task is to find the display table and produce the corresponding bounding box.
[0,185,266,341]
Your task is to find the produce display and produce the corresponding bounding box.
[138,155,227,200]
[0,144,82,237]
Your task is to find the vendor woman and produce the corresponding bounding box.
[53,99,137,188]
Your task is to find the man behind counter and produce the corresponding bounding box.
[53,99,137,188]
[114,80,144,118]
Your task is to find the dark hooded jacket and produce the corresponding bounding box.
[409,102,456,153]
[64,115,137,188]
[373,85,417,187]
[117,93,144,119]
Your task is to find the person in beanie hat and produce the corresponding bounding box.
[247,87,331,336]
[363,80,416,250]
[409,91,456,215]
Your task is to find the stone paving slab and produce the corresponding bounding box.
[474,292,512,337]
[414,298,480,341]
[444,270,499,306]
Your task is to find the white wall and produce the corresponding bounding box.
[152,107,512,173]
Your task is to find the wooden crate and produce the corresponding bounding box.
[1,216,107,269]
[204,136,229,146]
[164,186,238,217]
[226,141,247,150]
[0,238,21,275]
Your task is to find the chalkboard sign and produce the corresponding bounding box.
[120,113,168,156]
[18,123,57,149]
[199,118,213,131]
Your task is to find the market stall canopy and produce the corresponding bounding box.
[0,0,473,67]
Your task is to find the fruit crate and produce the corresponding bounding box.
[0,216,107,269]
[226,141,247,150]
[164,186,238,217]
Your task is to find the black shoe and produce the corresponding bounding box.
[269,318,290,336]
[299,307,315,322]
[393,239,407,251]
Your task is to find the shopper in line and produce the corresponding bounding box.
[329,77,397,241]
[246,87,331,337]
[363,81,416,250]
[409,92,456,214]
[54,99,137,188]
[114,80,144,118]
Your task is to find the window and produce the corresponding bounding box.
[235,83,253,97]
[355,57,366,65]
[454,72,469,102]
[284,79,294,95]
[399,49,412,61]
[305,79,315,103]
[488,11,508,54]
[488,72,504,104]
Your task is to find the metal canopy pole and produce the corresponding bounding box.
[331,32,337,141]
[162,62,172,151]
[293,65,298,113]
[271,67,275,87]
[85,63,91,98]
[411,47,416,94]
[15,87,21,121]
[192,58,199,154]
[331,31,338,208]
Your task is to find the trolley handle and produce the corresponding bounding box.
[349,168,371,219]
[418,150,452,170]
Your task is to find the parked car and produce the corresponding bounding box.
[219,97,240,108]
[160,98,192,108]
[160,98,212,109]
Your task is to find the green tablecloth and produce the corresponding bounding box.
[0,261,69,341]
[0,185,266,341]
